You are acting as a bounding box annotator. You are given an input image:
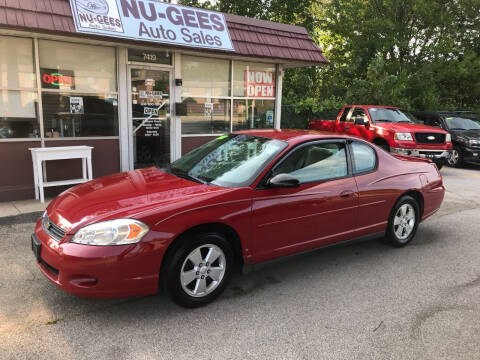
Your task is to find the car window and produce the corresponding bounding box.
[273,142,348,183]
[170,134,287,188]
[351,107,367,121]
[445,117,480,130]
[339,107,351,122]
[351,141,377,174]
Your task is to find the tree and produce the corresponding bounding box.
[180,0,480,127]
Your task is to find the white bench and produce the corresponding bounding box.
[29,146,93,203]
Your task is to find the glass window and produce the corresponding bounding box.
[0,36,39,138]
[42,93,118,137]
[170,134,287,187]
[180,97,230,134]
[233,62,275,98]
[339,107,351,122]
[233,99,275,131]
[39,40,118,137]
[0,36,36,89]
[39,40,116,93]
[351,107,367,122]
[368,108,418,124]
[351,142,376,174]
[274,142,348,183]
[445,117,480,130]
[182,56,230,97]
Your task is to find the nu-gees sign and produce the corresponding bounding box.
[69,0,234,51]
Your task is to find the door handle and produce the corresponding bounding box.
[345,126,350,130]
[340,190,355,198]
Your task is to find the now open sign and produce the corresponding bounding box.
[244,70,275,98]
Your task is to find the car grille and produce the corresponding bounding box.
[42,214,66,242]
[414,132,446,144]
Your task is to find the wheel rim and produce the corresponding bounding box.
[448,150,459,165]
[393,204,416,241]
[180,244,226,298]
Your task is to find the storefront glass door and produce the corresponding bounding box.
[130,67,171,169]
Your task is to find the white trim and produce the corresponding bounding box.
[44,137,119,141]
[180,95,232,100]
[0,138,41,142]
[181,134,226,137]
[230,60,234,133]
[40,88,118,95]
[127,61,173,68]
[117,46,130,172]
[33,38,45,147]
[0,87,37,92]
[174,52,182,160]
[274,64,283,130]
[232,97,277,100]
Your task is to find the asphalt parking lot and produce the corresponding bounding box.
[1,165,479,360]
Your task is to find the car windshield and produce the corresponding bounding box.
[445,117,480,130]
[168,134,287,188]
[368,108,418,123]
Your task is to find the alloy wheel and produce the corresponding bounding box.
[393,204,416,241]
[180,244,226,298]
[448,149,459,166]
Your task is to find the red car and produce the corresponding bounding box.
[309,106,452,169]
[32,130,445,307]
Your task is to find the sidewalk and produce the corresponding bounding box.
[0,199,51,218]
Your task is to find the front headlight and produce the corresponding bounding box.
[468,139,480,147]
[394,132,414,141]
[445,133,451,143]
[71,219,149,246]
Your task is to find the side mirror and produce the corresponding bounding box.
[268,173,300,188]
[354,116,369,126]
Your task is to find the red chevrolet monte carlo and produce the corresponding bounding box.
[33,130,445,307]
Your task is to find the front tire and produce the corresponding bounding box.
[162,232,234,308]
[384,195,420,247]
[447,147,463,168]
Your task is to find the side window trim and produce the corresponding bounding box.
[344,108,355,122]
[348,140,378,176]
[340,107,352,122]
[256,139,352,189]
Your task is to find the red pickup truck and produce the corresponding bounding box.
[309,105,452,168]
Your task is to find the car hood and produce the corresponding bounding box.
[46,167,230,234]
[450,129,480,139]
[373,122,447,133]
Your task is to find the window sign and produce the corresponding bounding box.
[69,0,234,51]
[244,70,275,98]
[128,49,171,64]
[41,69,75,90]
[70,97,84,114]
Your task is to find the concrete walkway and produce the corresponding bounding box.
[0,199,51,218]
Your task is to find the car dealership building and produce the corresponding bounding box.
[0,0,328,202]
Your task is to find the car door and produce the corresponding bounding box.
[336,107,353,134]
[349,107,373,141]
[349,140,395,237]
[251,140,359,263]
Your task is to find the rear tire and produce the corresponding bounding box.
[162,232,234,308]
[384,195,420,247]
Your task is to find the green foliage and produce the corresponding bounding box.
[179,0,480,126]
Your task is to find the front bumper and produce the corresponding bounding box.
[461,146,480,163]
[32,220,164,298]
[391,148,450,159]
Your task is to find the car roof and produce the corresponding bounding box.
[233,129,359,144]
[345,105,400,109]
